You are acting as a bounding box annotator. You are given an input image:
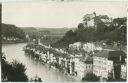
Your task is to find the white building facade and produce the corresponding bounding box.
[121,64,127,80]
[93,56,113,80]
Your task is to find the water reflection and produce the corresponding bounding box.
[2,43,76,82]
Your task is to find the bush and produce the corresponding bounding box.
[82,73,100,82]
[30,75,42,82]
[1,54,28,82]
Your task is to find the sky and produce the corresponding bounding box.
[2,1,127,28]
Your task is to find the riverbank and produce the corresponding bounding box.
[2,40,26,44]
[2,43,76,82]
[24,43,84,81]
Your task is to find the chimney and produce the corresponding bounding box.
[93,12,96,17]
[119,56,121,62]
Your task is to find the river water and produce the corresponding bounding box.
[2,43,76,82]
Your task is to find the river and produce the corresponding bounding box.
[2,43,76,82]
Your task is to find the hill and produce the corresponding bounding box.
[2,23,26,43]
[52,13,126,49]
[38,27,75,36]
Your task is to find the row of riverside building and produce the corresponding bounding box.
[24,41,127,81]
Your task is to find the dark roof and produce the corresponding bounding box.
[108,51,126,63]
[85,56,93,62]
[94,50,126,59]
[109,51,126,58]
[94,50,109,58]
[80,56,93,64]
[49,48,71,58]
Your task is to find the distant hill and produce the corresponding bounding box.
[38,28,75,36]
[20,27,75,37]
[20,27,37,33]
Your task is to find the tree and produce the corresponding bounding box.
[78,23,85,31]
[82,73,100,82]
[52,13,126,48]
[30,75,42,82]
[2,23,26,41]
[10,60,28,81]
[107,72,114,81]
[1,54,28,82]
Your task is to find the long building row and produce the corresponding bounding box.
[23,43,127,81]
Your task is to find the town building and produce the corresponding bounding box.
[121,63,127,80]
[83,42,102,52]
[71,55,93,80]
[93,50,114,81]
[69,42,82,51]
[108,51,126,79]
[83,55,93,76]
[93,50,126,81]
[74,57,86,80]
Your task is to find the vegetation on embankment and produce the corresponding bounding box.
[2,23,26,44]
[1,54,28,82]
[52,14,126,49]
[1,54,42,82]
[82,73,100,82]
